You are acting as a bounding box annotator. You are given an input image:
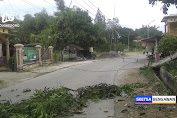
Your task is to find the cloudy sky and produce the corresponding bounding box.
[0,0,176,32]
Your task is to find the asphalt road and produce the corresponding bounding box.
[0,54,147,117]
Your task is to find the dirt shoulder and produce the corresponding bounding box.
[114,68,177,118]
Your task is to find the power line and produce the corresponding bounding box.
[87,0,98,9]
[43,0,56,7]
[73,0,95,17]
[86,0,110,19]
[3,0,29,14]
[81,0,97,12]
[21,0,43,11]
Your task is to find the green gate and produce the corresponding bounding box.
[23,49,37,62]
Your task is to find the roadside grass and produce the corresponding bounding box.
[125,51,143,56]
[0,80,3,84]
[140,67,172,95]
[164,61,177,77]
[22,89,31,93]
[94,51,105,57]
[0,83,145,118]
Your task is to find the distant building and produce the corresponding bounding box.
[161,14,177,36]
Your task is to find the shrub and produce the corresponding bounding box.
[158,35,177,55]
[53,51,60,63]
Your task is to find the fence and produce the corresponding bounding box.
[41,48,50,61]
[14,44,53,71]
[23,47,36,64]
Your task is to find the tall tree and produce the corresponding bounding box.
[94,9,105,24]
[135,25,162,38]
[34,10,49,34]
[56,8,100,50]
[54,0,66,12]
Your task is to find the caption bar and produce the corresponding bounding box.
[135,96,176,104]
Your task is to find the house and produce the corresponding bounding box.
[0,26,15,64]
[161,14,177,36]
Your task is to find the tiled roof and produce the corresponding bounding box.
[161,14,177,22]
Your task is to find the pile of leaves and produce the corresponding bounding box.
[0,83,144,118]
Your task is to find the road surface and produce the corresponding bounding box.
[0,54,147,117]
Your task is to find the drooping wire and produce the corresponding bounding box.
[21,0,43,11]
[86,0,110,19]
[43,0,56,7]
[81,0,97,13]
[73,0,95,17]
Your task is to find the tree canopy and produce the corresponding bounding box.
[56,8,101,49]
[11,0,163,52]
[158,35,177,55]
[149,0,177,14]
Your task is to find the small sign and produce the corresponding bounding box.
[135,96,176,104]
[0,12,20,28]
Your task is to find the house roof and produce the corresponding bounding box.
[161,14,177,22]
[141,36,163,43]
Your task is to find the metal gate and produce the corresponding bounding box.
[41,48,50,61]
[23,47,36,64]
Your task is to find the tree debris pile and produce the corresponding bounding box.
[0,83,144,118]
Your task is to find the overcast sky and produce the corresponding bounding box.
[0,0,176,32]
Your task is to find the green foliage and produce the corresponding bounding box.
[164,60,177,76]
[8,57,15,71]
[158,35,177,55]
[0,87,81,118]
[135,25,162,38]
[140,68,172,95]
[53,51,60,63]
[56,8,101,49]
[25,43,41,47]
[149,0,177,14]
[0,80,3,84]
[22,89,31,93]
[116,42,126,51]
[54,0,66,12]
[0,83,145,118]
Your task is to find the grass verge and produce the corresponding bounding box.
[0,80,3,84]
[140,67,172,95]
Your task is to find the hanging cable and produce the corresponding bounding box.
[73,0,95,17]
[87,0,97,9]
[81,0,97,12]
[21,0,43,11]
[43,0,56,7]
[86,0,110,19]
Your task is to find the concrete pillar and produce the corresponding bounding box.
[6,41,10,63]
[48,46,54,63]
[0,43,2,58]
[35,45,42,63]
[155,39,159,62]
[14,44,24,70]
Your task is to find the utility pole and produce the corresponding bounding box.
[110,28,114,51]
[128,31,130,52]
[147,20,155,38]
